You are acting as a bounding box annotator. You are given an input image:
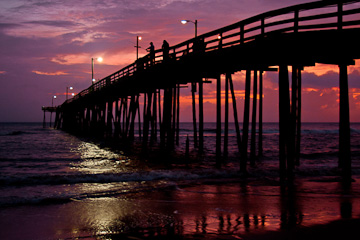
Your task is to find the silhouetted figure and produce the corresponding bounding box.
[146,42,155,65]
[162,40,170,62]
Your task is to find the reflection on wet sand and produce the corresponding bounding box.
[1,181,357,240]
[62,180,358,239]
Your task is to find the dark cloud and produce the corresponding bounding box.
[24,20,78,28]
[10,0,58,12]
[0,22,21,30]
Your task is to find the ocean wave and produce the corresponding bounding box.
[0,130,38,136]
[0,180,176,207]
[351,128,360,134]
[0,157,81,163]
[3,160,356,188]
[0,168,237,187]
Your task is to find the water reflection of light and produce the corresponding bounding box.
[70,142,130,174]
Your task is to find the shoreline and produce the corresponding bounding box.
[1,177,359,240]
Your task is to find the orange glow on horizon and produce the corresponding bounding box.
[303,88,319,92]
[303,60,360,76]
[51,52,135,66]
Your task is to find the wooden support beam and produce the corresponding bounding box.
[287,66,297,177]
[176,84,180,146]
[241,70,251,174]
[118,99,123,137]
[199,80,204,152]
[158,90,162,126]
[292,66,302,166]
[129,95,138,141]
[338,2,343,31]
[43,111,46,128]
[91,105,97,133]
[151,90,157,142]
[107,101,113,137]
[50,111,53,128]
[122,98,128,138]
[113,100,119,138]
[172,86,177,145]
[126,98,133,138]
[85,107,91,134]
[158,90,161,142]
[224,74,229,161]
[279,64,292,183]
[250,70,258,166]
[166,87,174,149]
[259,71,263,157]
[142,92,153,151]
[296,68,302,166]
[101,102,107,138]
[143,93,147,138]
[339,63,351,182]
[228,73,242,152]
[54,110,59,130]
[216,75,222,168]
[191,82,198,148]
[137,95,142,140]
[161,87,173,150]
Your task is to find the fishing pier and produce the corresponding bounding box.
[43,0,360,182]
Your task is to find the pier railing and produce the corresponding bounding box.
[65,0,360,105]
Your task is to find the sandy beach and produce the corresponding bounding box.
[1,177,359,240]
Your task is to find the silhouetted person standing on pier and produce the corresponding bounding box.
[162,40,170,62]
[146,42,155,65]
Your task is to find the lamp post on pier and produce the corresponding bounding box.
[52,95,56,107]
[181,19,198,38]
[181,19,199,148]
[91,57,103,84]
[50,95,56,128]
[66,86,73,101]
[135,36,142,60]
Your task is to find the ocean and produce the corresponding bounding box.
[1,122,360,239]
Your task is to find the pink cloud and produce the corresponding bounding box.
[32,70,69,76]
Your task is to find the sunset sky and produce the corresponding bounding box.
[1,0,359,122]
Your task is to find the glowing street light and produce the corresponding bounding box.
[66,86,73,101]
[135,36,142,60]
[52,95,57,107]
[50,95,57,128]
[91,57,103,84]
[181,19,198,37]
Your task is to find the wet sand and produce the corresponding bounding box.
[1,177,359,240]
